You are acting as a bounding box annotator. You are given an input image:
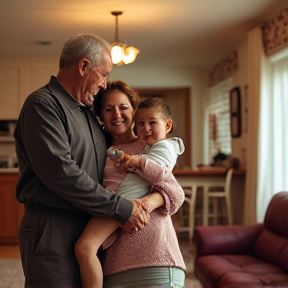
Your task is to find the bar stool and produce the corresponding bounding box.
[202,168,233,226]
[178,185,198,240]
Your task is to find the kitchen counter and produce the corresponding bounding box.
[0,168,19,173]
[173,168,245,176]
[0,167,246,175]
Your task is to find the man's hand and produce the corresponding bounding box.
[121,199,150,233]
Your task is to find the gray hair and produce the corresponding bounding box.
[59,33,111,69]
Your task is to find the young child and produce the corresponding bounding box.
[75,97,185,288]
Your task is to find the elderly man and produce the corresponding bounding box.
[14,33,149,288]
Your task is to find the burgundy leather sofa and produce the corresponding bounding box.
[193,191,288,288]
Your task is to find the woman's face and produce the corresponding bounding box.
[100,90,135,139]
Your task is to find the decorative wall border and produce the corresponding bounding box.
[208,50,238,88]
[262,7,288,56]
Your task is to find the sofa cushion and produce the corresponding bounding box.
[218,270,288,288]
[194,224,263,257]
[195,254,288,288]
[264,192,288,238]
[254,228,288,272]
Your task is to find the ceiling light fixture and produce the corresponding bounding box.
[110,11,139,66]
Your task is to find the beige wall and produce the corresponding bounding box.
[230,40,249,169]
[110,66,207,168]
[1,49,252,169]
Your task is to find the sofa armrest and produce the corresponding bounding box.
[194,224,264,257]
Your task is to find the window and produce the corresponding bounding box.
[205,78,232,163]
[257,48,288,221]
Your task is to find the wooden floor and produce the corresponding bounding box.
[0,244,21,258]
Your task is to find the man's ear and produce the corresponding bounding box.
[166,119,173,134]
[79,59,90,75]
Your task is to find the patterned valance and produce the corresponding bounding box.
[208,50,238,87]
[262,7,288,56]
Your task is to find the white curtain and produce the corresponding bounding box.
[246,26,288,223]
[257,48,288,221]
[243,26,263,225]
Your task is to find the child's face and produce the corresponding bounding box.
[135,108,172,146]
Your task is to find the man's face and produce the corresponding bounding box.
[81,49,112,106]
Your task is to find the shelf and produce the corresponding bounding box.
[0,168,19,173]
[0,135,14,142]
[0,131,14,142]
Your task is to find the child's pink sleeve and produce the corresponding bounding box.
[135,157,185,215]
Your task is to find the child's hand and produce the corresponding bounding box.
[122,156,141,172]
[107,148,131,168]
[141,198,152,214]
[140,192,165,213]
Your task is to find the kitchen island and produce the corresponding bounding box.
[0,172,22,244]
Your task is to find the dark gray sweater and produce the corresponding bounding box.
[14,76,131,225]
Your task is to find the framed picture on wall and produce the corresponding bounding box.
[230,87,241,137]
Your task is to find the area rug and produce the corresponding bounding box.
[0,259,24,288]
[180,241,203,288]
[0,256,202,288]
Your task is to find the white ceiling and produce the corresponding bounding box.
[1,0,288,69]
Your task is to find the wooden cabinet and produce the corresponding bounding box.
[0,58,58,120]
[0,67,20,120]
[0,173,23,244]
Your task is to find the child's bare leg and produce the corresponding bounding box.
[75,217,119,288]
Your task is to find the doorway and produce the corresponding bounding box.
[135,87,191,169]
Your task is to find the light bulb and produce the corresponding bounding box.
[111,45,123,64]
[122,47,140,64]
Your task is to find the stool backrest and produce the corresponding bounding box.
[224,168,234,196]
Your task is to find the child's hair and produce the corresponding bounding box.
[135,97,173,133]
[136,97,171,120]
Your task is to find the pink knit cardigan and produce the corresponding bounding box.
[102,140,186,275]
